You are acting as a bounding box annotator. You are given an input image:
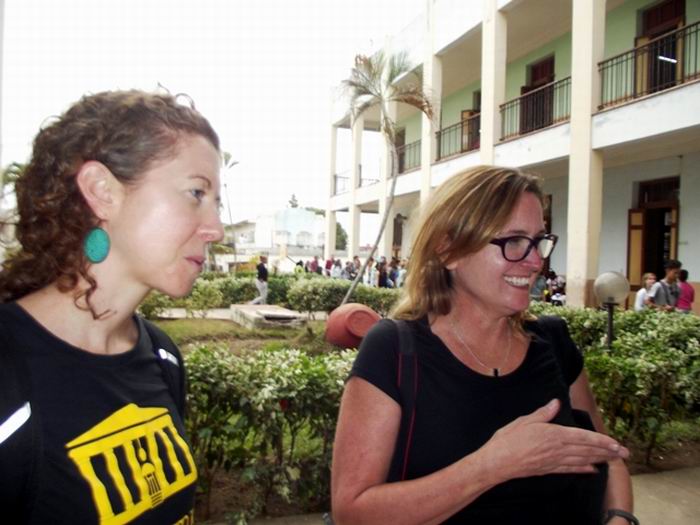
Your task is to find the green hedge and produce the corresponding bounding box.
[185,345,355,521]
[138,274,400,319]
[286,278,401,317]
[529,303,700,462]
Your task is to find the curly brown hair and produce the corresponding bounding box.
[0,90,220,309]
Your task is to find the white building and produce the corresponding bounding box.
[326,0,700,312]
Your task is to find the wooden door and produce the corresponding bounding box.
[460,110,479,151]
[627,209,645,288]
[520,56,554,134]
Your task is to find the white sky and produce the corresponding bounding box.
[1,0,424,242]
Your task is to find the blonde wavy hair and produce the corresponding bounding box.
[392,166,545,326]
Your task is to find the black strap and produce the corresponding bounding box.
[605,509,640,525]
[140,318,186,419]
[388,319,418,482]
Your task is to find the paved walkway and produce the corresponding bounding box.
[230,467,700,524]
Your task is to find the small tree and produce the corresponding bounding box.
[340,51,433,304]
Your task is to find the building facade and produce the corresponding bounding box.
[326,0,700,311]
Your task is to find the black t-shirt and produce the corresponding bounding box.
[0,303,196,524]
[351,316,606,524]
[257,262,268,282]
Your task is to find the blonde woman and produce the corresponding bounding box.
[331,167,634,525]
[634,272,656,311]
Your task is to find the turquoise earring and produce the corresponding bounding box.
[84,227,110,263]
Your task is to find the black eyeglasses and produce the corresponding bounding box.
[489,234,558,262]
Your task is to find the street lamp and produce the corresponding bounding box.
[594,271,630,348]
[222,156,239,275]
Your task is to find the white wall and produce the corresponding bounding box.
[434,0,483,54]
[541,174,569,274]
[679,152,700,278]
[542,154,700,280]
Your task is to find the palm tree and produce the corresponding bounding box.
[340,51,434,305]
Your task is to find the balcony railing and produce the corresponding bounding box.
[396,139,421,174]
[436,113,480,160]
[599,21,700,109]
[500,77,571,140]
[359,176,379,187]
[333,171,349,195]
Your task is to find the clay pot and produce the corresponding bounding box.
[325,303,381,348]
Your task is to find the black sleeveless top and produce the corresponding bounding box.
[350,315,607,524]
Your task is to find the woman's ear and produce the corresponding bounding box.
[75,161,123,220]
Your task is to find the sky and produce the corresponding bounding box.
[1,0,424,242]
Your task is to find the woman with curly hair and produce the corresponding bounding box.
[0,90,224,524]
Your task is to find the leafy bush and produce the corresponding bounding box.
[529,303,700,462]
[185,280,225,317]
[218,277,258,305]
[138,291,174,320]
[287,278,401,316]
[185,345,355,520]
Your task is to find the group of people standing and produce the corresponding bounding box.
[634,259,695,313]
[294,254,408,288]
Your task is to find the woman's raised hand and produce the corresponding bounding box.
[481,399,629,482]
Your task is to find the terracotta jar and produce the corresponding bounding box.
[325,303,381,348]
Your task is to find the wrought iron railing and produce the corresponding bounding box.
[396,139,421,173]
[436,113,480,160]
[500,76,571,140]
[333,171,349,195]
[359,176,379,187]
[599,21,700,109]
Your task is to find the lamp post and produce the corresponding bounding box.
[222,155,239,275]
[593,271,630,348]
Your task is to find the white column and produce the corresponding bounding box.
[324,125,339,259]
[324,210,337,260]
[566,0,606,307]
[346,115,364,259]
[480,0,507,165]
[420,0,441,205]
[348,205,361,258]
[378,102,398,258]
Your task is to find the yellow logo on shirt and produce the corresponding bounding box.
[66,404,197,525]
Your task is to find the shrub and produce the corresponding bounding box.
[529,302,700,462]
[185,344,355,520]
[286,278,401,316]
[138,291,174,320]
[185,280,225,316]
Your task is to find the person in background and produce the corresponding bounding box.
[677,269,695,314]
[0,90,223,524]
[251,255,269,304]
[332,166,632,525]
[331,259,343,279]
[634,272,656,312]
[352,255,361,274]
[325,256,334,277]
[341,261,355,280]
[294,260,304,275]
[309,255,319,274]
[529,270,547,302]
[395,259,408,288]
[377,261,390,288]
[645,259,681,311]
[364,257,377,287]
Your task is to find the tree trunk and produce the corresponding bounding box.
[341,137,400,306]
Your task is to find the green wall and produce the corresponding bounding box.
[605,0,700,59]
[686,0,700,24]
[396,112,423,145]
[505,32,571,101]
[440,80,481,127]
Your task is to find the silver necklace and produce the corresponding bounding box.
[449,316,513,377]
